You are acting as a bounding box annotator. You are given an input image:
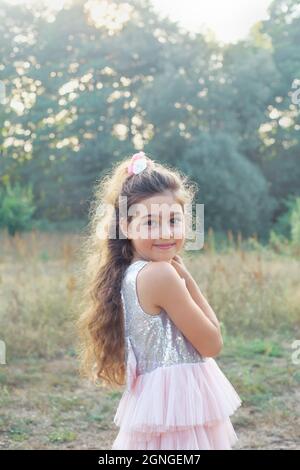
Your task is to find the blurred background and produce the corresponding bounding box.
[0,0,299,450]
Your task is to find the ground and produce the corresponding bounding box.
[0,342,299,450]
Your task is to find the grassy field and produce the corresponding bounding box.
[0,229,299,449]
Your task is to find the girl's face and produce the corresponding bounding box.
[122,190,186,262]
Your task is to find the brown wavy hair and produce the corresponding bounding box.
[76,153,198,389]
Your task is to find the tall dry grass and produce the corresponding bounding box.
[188,228,300,336]
[0,228,299,360]
[0,229,82,359]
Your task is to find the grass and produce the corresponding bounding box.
[0,228,299,449]
[0,230,80,360]
[48,430,77,444]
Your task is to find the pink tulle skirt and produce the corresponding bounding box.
[112,340,242,450]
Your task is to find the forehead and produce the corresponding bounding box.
[135,191,183,217]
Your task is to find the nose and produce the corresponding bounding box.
[161,221,173,239]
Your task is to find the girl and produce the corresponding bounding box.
[77,151,242,450]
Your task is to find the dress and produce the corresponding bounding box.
[111,260,242,450]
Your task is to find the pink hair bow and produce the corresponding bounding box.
[127,151,148,175]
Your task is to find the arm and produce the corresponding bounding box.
[148,261,223,358]
[171,256,222,335]
[185,275,221,331]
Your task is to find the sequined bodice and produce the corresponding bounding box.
[121,260,206,375]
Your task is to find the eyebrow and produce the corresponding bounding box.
[141,212,183,219]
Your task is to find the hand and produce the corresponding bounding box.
[172,254,185,265]
[170,255,191,282]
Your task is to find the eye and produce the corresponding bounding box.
[145,219,158,226]
[171,217,182,224]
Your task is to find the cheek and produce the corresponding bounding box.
[173,223,185,239]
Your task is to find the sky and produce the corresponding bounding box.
[151,0,274,43]
[3,0,274,44]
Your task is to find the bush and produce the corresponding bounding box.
[269,195,300,254]
[272,195,297,239]
[290,197,300,247]
[0,183,36,236]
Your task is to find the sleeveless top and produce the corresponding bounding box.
[121,259,207,376]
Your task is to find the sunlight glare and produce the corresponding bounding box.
[151,0,273,43]
[85,0,133,34]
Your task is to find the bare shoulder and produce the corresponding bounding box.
[136,261,176,316]
[138,261,183,311]
[141,260,178,281]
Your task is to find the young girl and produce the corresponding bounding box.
[77,151,242,450]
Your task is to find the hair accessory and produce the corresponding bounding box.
[127,151,149,175]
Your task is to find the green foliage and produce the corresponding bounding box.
[0,0,299,239]
[290,197,300,246]
[268,195,300,256]
[260,0,300,209]
[0,183,36,236]
[272,196,296,238]
[271,195,300,245]
[181,132,276,238]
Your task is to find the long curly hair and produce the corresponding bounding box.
[76,153,197,389]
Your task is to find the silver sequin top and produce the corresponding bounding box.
[121,260,207,375]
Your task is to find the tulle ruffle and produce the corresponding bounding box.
[112,416,239,450]
[112,337,242,450]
